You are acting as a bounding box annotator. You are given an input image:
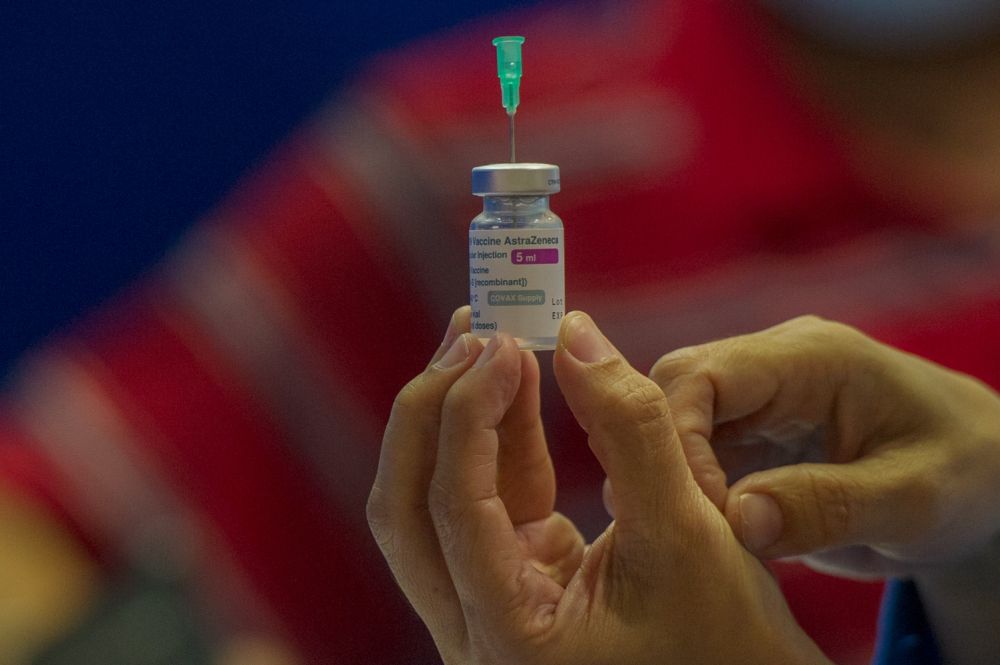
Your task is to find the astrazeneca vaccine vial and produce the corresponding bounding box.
[469,163,564,350]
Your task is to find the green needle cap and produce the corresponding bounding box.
[492,36,524,115]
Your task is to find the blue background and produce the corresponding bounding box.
[0,1,531,375]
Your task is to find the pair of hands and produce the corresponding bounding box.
[368,309,1000,664]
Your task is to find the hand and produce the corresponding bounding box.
[648,315,1000,577]
[368,308,828,665]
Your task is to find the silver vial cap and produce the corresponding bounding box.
[471,163,560,196]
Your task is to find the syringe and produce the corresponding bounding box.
[492,36,525,163]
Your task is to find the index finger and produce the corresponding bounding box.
[368,306,478,654]
[649,316,877,466]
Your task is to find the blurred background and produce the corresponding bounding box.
[5,1,1000,664]
[0,0,531,376]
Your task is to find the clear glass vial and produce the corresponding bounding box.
[469,163,564,350]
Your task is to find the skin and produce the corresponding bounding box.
[368,308,830,665]
[648,314,1000,664]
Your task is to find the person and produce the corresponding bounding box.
[371,309,1000,664]
[4,0,1000,662]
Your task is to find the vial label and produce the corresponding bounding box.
[469,228,565,341]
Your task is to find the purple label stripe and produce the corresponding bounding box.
[511,249,559,265]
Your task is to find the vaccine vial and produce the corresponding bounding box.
[469,163,564,350]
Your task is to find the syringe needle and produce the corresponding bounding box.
[509,112,516,163]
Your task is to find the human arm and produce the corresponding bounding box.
[647,315,1000,664]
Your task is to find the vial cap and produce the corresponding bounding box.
[471,163,560,196]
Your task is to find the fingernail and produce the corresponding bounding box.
[474,335,503,368]
[434,333,470,369]
[439,311,459,350]
[602,479,616,518]
[739,493,783,555]
[563,313,615,363]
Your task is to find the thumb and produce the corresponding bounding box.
[726,459,915,559]
[553,312,701,546]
